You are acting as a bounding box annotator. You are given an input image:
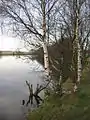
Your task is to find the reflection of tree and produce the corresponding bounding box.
[0,51,2,55]
[0,56,2,59]
[0,51,2,59]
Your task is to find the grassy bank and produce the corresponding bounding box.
[27,67,90,120]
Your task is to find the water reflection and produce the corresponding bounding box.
[0,56,43,120]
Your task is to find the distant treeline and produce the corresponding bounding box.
[0,51,32,55]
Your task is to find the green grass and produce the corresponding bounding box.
[27,67,90,120]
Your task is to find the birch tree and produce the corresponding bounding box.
[54,0,90,91]
[69,0,90,91]
[72,0,81,91]
[0,0,58,80]
[0,0,90,93]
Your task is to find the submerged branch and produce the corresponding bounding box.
[23,80,50,107]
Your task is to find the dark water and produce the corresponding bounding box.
[0,56,43,120]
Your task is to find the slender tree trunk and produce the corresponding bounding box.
[41,0,50,77]
[72,0,82,92]
[42,42,50,75]
[77,41,81,83]
[59,52,63,96]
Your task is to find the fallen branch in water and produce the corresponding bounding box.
[23,80,50,107]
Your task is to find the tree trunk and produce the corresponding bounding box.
[42,42,50,76]
[41,0,50,77]
[77,41,81,83]
[72,0,82,92]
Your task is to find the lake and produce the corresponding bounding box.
[0,56,44,120]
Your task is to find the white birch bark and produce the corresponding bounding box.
[41,0,50,79]
[76,0,82,84]
[77,42,81,83]
[73,0,82,91]
[42,42,50,76]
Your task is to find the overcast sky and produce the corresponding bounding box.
[0,35,26,51]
